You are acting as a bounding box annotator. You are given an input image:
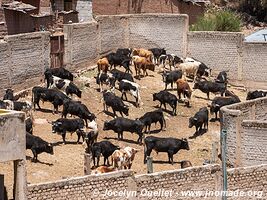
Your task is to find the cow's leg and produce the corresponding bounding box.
[112,108,117,118]
[159,119,164,131]
[215,112,218,120]
[76,131,81,143]
[171,82,173,89]
[97,156,100,166]
[106,157,110,166]
[207,92,210,99]
[137,132,143,144]
[62,132,66,144]
[128,163,132,169]
[93,157,96,167]
[163,103,167,110]
[85,119,88,128]
[148,124,151,134]
[168,151,174,165]
[119,111,124,117]
[159,102,162,108]
[124,93,128,101]
[31,149,38,162]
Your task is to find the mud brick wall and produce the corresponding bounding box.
[187,31,243,80]
[135,164,222,200]
[64,21,98,70]
[220,97,267,167]
[0,31,50,95]
[242,42,267,82]
[128,14,188,57]
[227,164,267,200]
[27,170,135,200]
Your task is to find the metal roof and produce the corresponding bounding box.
[245,29,267,42]
[2,1,37,13]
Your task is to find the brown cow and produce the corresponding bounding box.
[97,57,110,73]
[132,56,155,79]
[132,48,153,62]
[176,78,192,107]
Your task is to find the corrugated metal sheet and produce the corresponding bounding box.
[245,29,267,42]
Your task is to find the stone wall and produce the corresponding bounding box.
[0,31,50,95]
[220,97,267,167]
[27,164,267,199]
[63,14,188,70]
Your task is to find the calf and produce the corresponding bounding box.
[97,57,110,73]
[50,118,85,144]
[47,75,81,98]
[103,91,129,117]
[103,117,144,144]
[26,132,54,162]
[189,107,209,133]
[148,48,166,65]
[44,68,74,88]
[62,99,96,127]
[110,69,134,83]
[3,100,32,114]
[178,62,200,81]
[138,109,166,133]
[176,78,192,107]
[144,136,190,164]
[3,89,14,100]
[91,166,117,174]
[111,147,139,169]
[80,120,98,153]
[116,48,132,57]
[32,86,70,113]
[26,117,34,134]
[184,57,211,78]
[209,90,241,120]
[179,160,193,169]
[95,72,115,92]
[91,140,119,167]
[153,90,178,115]
[246,90,267,100]
[193,80,226,99]
[119,80,141,107]
[132,56,155,79]
[159,54,183,69]
[132,48,153,62]
[162,70,183,90]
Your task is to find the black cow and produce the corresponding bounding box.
[26,117,33,134]
[162,70,182,90]
[160,54,183,69]
[119,80,141,107]
[209,90,241,120]
[95,72,116,92]
[215,71,228,84]
[32,86,70,113]
[26,132,54,162]
[148,48,166,65]
[50,118,85,144]
[153,90,178,115]
[193,80,226,99]
[106,52,132,73]
[189,107,209,133]
[103,117,144,144]
[197,63,211,77]
[62,99,96,127]
[3,89,14,100]
[103,91,129,117]
[44,68,74,88]
[116,48,132,57]
[138,109,166,133]
[110,69,134,83]
[91,141,119,167]
[246,90,267,100]
[144,136,190,164]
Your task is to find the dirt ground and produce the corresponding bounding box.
[0,65,248,198]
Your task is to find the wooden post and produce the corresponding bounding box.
[211,142,218,163]
[147,156,153,174]
[84,153,92,175]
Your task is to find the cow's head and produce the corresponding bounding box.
[122,105,129,116]
[152,93,157,101]
[161,71,168,83]
[103,121,112,131]
[46,143,54,155]
[209,103,220,114]
[50,121,62,133]
[188,117,197,128]
[181,138,190,151]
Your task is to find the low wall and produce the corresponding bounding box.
[27,164,267,199]
[227,164,267,199]
[63,14,188,70]
[0,31,50,95]
[220,97,267,167]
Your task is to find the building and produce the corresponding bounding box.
[92,0,210,24]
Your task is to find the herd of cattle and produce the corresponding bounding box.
[1,47,267,175]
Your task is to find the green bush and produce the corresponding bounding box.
[190,9,242,32]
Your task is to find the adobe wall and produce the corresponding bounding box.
[0,31,50,95]
[64,14,188,70]
[27,164,267,199]
[220,97,267,167]
[187,31,244,80]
